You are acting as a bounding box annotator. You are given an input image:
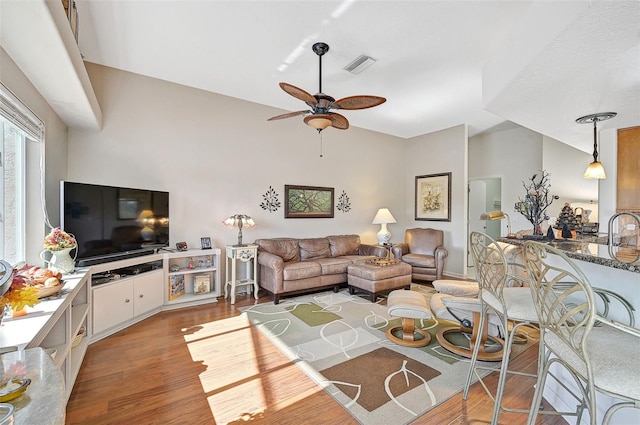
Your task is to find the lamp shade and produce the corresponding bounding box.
[584,161,607,179]
[479,211,505,221]
[372,208,397,224]
[222,214,256,246]
[304,114,332,131]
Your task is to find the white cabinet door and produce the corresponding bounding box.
[133,271,164,316]
[92,280,134,335]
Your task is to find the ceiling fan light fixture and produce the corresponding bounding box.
[304,114,332,131]
[344,55,377,74]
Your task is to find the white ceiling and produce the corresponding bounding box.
[5,1,640,153]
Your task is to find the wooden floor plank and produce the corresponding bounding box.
[66,290,567,425]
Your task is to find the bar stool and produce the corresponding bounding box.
[464,232,546,425]
[523,241,640,425]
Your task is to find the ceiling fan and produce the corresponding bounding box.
[268,42,386,132]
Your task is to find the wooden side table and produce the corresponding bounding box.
[225,244,259,304]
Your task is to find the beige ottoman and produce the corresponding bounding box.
[347,261,412,302]
[385,289,433,347]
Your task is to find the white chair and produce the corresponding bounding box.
[523,241,640,425]
[464,232,546,425]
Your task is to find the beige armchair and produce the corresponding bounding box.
[392,228,447,282]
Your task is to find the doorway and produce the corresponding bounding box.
[468,177,502,272]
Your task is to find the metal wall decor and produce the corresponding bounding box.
[336,190,351,212]
[259,185,281,212]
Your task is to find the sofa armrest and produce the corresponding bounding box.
[257,251,285,294]
[358,244,387,257]
[392,243,409,259]
[257,251,284,273]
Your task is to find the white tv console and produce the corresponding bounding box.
[90,249,221,341]
[0,249,222,417]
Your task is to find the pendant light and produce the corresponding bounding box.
[576,112,616,179]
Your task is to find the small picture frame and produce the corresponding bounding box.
[176,241,188,252]
[200,237,212,250]
[194,275,211,295]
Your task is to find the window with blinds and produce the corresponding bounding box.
[0,83,44,263]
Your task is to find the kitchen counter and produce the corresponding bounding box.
[1,347,65,425]
[499,237,640,273]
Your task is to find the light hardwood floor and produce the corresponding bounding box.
[66,289,568,425]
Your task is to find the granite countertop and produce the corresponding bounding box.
[498,237,640,274]
[1,347,65,425]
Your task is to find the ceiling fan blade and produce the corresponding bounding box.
[333,95,386,110]
[329,113,349,130]
[267,110,310,121]
[279,82,318,106]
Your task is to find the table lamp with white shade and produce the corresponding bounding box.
[372,208,397,245]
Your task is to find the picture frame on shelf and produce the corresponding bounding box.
[169,275,185,300]
[194,274,211,295]
[285,185,334,218]
[415,172,452,221]
[201,237,212,250]
[176,241,188,251]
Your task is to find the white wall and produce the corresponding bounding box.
[469,126,543,234]
[67,64,406,250]
[1,47,69,265]
[403,125,468,277]
[543,135,598,223]
[470,127,600,235]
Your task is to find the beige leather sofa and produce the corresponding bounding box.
[255,235,387,304]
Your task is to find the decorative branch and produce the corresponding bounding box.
[336,190,351,213]
[259,186,281,212]
[514,170,559,234]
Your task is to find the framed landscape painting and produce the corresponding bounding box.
[285,185,334,218]
[415,172,451,221]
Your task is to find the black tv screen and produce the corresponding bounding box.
[61,181,169,266]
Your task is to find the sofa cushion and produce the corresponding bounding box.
[283,261,322,280]
[327,234,361,257]
[255,238,300,262]
[299,238,331,261]
[402,253,436,268]
[313,257,353,275]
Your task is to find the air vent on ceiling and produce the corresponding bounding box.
[343,54,377,74]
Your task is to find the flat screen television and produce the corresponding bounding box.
[61,181,169,267]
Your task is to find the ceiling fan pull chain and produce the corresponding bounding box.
[319,131,323,157]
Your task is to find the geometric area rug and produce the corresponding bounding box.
[241,288,530,425]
